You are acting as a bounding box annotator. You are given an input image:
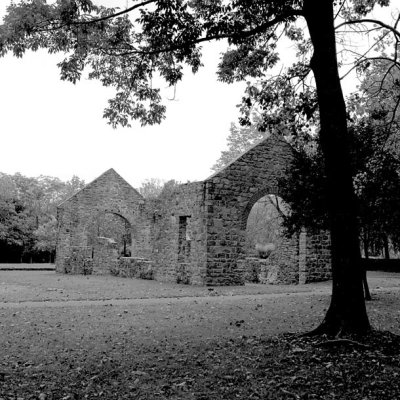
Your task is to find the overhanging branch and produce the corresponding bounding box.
[133,9,304,56]
[335,18,400,39]
[73,0,157,25]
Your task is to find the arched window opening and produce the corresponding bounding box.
[245,194,289,259]
[243,194,299,284]
[86,212,132,257]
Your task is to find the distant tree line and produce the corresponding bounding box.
[138,178,182,199]
[0,173,85,263]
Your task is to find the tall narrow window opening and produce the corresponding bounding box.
[178,216,191,262]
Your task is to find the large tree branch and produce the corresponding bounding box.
[73,0,157,25]
[30,7,303,57]
[133,10,304,56]
[87,9,303,58]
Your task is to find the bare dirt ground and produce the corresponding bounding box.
[1,270,400,399]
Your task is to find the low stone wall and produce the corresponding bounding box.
[176,263,192,285]
[240,256,299,285]
[62,247,93,275]
[259,259,296,284]
[240,257,263,283]
[110,257,154,280]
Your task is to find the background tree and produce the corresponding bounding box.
[212,114,268,173]
[33,216,58,262]
[352,122,400,260]
[2,0,399,335]
[138,178,182,199]
[277,118,400,258]
[0,172,85,262]
[0,195,35,262]
[138,178,166,199]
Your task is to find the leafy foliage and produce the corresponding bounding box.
[351,60,400,134]
[352,120,400,256]
[277,118,400,257]
[138,177,182,199]
[0,196,34,248]
[33,216,58,254]
[0,0,306,127]
[138,177,166,199]
[0,172,85,262]
[212,114,268,172]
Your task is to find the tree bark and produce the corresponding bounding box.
[303,0,370,335]
[363,268,372,301]
[364,240,369,259]
[362,230,369,259]
[383,235,390,259]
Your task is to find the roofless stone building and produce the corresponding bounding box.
[56,135,331,285]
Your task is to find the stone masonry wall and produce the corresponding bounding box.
[63,246,93,275]
[201,135,296,285]
[56,169,150,274]
[149,182,207,285]
[56,137,332,286]
[92,237,119,275]
[110,257,154,279]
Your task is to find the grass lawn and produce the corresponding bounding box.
[1,271,400,399]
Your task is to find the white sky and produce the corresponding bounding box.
[0,2,397,189]
[0,1,246,188]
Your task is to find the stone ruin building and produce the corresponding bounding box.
[56,135,332,285]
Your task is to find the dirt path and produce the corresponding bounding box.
[1,272,399,345]
[0,286,331,308]
[2,284,400,311]
[1,270,399,303]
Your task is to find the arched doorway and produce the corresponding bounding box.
[85,211,133,274]
[86,211,132,257]
[245,194,287,258]
[240,191,300,284]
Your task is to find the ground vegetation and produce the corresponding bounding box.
[0,172,85,262]
[1,271,400,399]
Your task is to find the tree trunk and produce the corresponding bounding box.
[362,230,369,259]
[364,240,369,259]
[383,235,390,259]
[363,268,372,301]
[303,0,370,335]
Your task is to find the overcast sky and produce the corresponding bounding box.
[0,2,396,189]
[0,1,246,188]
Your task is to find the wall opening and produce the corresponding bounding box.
[178,215,191,262]
[86,212,132,258]
[242,193,299,284]
[245,194,288,259]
